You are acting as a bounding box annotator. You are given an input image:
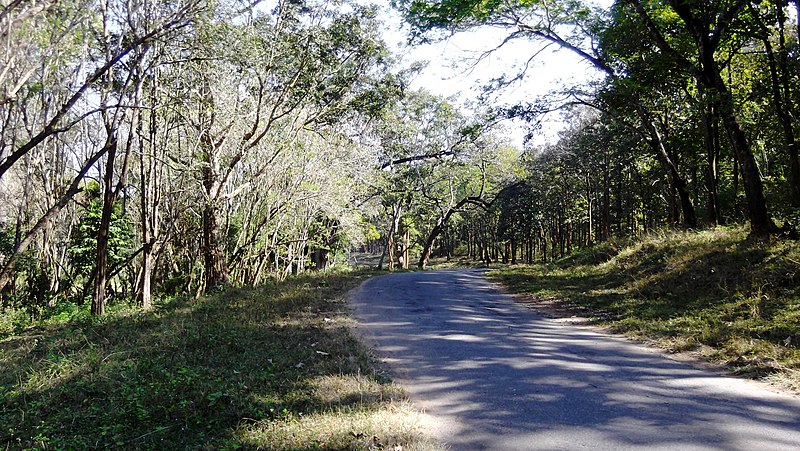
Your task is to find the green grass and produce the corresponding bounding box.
[0,270,443,450]
[489,226,800,392]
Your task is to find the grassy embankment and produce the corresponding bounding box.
[1,270,443,450]
[490,226,800,392]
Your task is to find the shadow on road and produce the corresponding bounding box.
[351,269,800,450]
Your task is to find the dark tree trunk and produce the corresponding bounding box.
[667,177,679,226]
[540,228,547,263]
[637,107,696,228]
[757,3,800,207]
[664,0,776,237]
[92,140,119,316]
[0,142,112,298]
[510,237,517,264]
[419,220,447,269]
[701,95,722,225]
[314,248,330,270]
[419,197,481,269]
[711,73,777,237]
[601,159,612,241]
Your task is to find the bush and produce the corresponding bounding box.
[0,306,30,338]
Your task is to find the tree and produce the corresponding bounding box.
[398,0,700,228]
[0,0,202,302]
[371,89,519,269]
[623,0,779,237]
[747,1,800,208]
[175,0,393,291]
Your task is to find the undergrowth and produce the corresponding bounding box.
[490,226,800,392]
[0,270,441,449]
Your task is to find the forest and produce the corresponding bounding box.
[2,0,800,447]
[3,0,800,322]
[0,0,797,321]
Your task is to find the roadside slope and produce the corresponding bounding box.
[1,271,439,449]
[490,226,800,392]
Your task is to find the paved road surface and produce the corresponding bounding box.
[349,269,800,450]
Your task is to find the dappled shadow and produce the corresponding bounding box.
[0,273,389,449]
[351,269,800,450]
[495,240,800,352]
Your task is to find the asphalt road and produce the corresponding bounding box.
[349,268,800,451]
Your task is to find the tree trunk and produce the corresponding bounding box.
[586,172,594,246]
[314,248,330,270]
[138,247,153,308]
[758,4,800,207]
[481,234,491,265]
[663,0,776,237]
[200,138,228,290]
[667,177,679,226]
[637,107,696,228]
[701,95,721,225]
[136,64,163,308]
[711,73,777,237]
[378,204,401,270]
[511,237,517,265]
[402,229,410,269]
[0,141,112,297]
[92,140,118,316]
[387,232,396,271]
[540,228,547,263]
[601,159,611,241]
[202,202,228,289]
[418,222,443,269]
[418,197,478,269]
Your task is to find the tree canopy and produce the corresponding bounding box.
[0,0,799,318]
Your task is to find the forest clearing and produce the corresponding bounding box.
[2,0,800,448]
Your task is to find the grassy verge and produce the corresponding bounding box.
[1,270,443,450]
[489,226,800,392]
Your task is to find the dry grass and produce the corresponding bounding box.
[237,399,445,451]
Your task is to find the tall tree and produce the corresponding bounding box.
[624,0,779,237]
[747,0,800,208]
[175,0,393,291]
[398,0,699,228]
[0,0,202,299]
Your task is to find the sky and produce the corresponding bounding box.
[258,0,611,148]
[377,1,612,148]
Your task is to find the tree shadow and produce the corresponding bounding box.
[352,269,800,450]
[1,272,392,449]
[495,240,800,352]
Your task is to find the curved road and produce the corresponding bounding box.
[349,269,800,450]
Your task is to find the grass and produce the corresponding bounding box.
[0,270,443,450]
[489,226,800,392]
